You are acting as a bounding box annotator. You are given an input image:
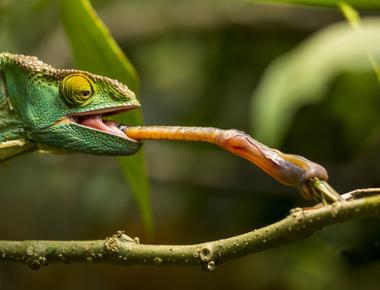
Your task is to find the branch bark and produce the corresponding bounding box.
[1,190,380,271]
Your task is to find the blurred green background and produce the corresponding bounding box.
[1,0,380,289]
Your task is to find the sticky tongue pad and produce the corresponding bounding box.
[79,115,125,137]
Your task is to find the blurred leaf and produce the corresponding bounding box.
[250,19,380,146]
[253,0,380,9]
[60,0,152,232]
[59,0,138,89]
[339,2,361,28]
[339,2,380,82]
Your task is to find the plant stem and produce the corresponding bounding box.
[1,190,379,270]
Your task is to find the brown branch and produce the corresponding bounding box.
[0,189,379,270]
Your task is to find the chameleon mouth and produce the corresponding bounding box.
[65,105,138,141]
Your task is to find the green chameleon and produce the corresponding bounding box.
[0,52,340,203]
[0,52,141,160]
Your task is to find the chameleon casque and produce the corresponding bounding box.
[0,52,339,202]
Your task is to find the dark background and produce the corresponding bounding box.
[0,0,380,289]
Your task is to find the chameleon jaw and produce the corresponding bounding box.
[58,105,139,142]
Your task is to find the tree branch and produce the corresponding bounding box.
[1,189,380,270]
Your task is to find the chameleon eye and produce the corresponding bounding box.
[60,74,94,106]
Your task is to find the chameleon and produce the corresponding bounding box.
[0,52,340,202]
[0,52,141,159]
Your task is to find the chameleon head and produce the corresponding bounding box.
[1,53,141,155]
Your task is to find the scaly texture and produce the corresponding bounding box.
[0,52,142,160]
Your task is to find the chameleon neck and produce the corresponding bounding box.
[0,68,35,160]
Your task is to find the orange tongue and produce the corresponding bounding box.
[80,116,125,137]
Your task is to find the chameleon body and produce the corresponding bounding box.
[0,52,140,160]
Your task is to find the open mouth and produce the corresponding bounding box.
[63,105,138,142]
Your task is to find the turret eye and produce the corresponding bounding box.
[60,74,94,106]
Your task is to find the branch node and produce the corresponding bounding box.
[198,245,213,262]
[104,236,120,253]
[289,207,305,218]
[104,230,139,254]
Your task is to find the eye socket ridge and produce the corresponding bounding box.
[60,74,94,107]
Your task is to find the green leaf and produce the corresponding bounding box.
[250,19,380,146]
[339,2,380,82]
[60,0,152,232]
[252,0,380,9]
[339,2,361,28]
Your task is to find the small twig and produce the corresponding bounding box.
[0,189,379,271]
[341,187,380,200]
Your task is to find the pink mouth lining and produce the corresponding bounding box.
[78,115,126,138]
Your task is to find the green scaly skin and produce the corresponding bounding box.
[0,52,141,160]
